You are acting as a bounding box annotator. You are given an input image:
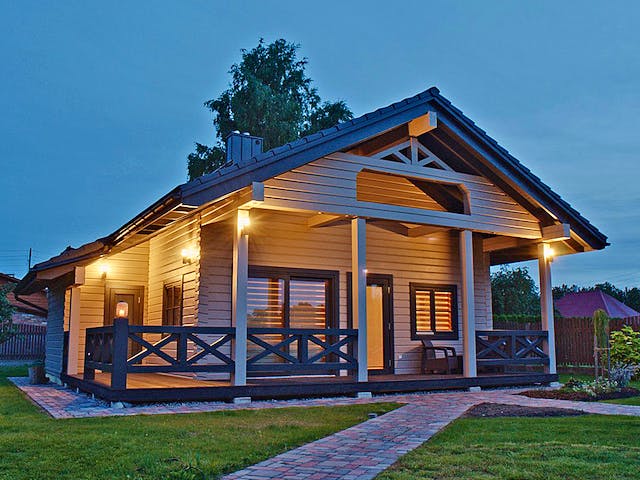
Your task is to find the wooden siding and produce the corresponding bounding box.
[75,243,150,371]
[198,210,493,375]
[45,279,66,381]
[262,153,541,239]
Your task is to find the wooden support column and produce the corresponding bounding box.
[460,230,477,378]
[538,244,557,374]
[66,286,81,375]
[67,266,84,375]
[110,317,129,390]
[232,209,250,386]
[352,217,368,382]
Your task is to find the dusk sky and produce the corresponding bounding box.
[1,1,638,288]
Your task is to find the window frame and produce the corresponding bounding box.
[410,283,459,340]
[162,281,183,327]
[248,266,339,329]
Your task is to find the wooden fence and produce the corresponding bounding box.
[494,316,640,366]
[0,324,46,360]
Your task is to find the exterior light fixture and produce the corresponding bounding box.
[543,243,555,262]
[238,210,251,233]
[115,301,129,319]
[99,263,109,279]
[181,247,197,264]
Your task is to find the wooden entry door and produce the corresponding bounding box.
[349,273,394,375]
[104,285,144,356]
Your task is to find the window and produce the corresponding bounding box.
[247,267,337,329]
[162,282,183,327]
[410,283,458,340]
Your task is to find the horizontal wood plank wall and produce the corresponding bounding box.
[76,243,150,372]
[148,217,200,328]
[262,154,541,239]
[45,279,66,381]
[197,210,492,375]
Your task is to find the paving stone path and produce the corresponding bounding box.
[10,377,640,479]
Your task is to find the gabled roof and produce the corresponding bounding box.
[555,290,639,319]
[16,86,607,294]
[0,273,48,316]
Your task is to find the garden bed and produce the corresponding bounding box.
[519,387,640,402]
[463,402,585,418]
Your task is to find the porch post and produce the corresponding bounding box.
[460,230,477,377]
[66,286,81,375]
[111,317,129,390]
[232,209,250,386]
[538,244,557,374]
[352,217,368,382]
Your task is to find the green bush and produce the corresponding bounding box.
[610,325,640,368]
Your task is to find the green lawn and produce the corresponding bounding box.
[0,366,398,480]
[377,414,640,480]
[559,373,640,406]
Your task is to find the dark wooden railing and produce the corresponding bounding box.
[246,327,358,374]
[476,330,549,367]
[84,321,359,389]
[84,319,235,389]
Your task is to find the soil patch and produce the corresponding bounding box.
[464,402,586,418]
[519,387,640,402]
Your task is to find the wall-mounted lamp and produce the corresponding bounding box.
[181,247,197,265]
[238,210,251,233]
[115,301,129,319]
[99,263,109,279]
[543,243,555,262]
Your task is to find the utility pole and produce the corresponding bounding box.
[28,248,32,270]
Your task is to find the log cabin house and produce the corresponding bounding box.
[15,87,607,403]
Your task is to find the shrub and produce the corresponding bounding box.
[609,365,636,388]
[610,325,640,368]
[561,377,618,398]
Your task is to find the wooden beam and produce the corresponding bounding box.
[482,236,534,252]
[460,230,477,378]
[542,223,571,242]
[407,225,446,238]
[232,210,249,387]
[308,214,347,228]
[351,218,368,383]
[408,111,437,137]
[538,244,557,375]
[368,220,409,236]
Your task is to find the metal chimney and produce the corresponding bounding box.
[226,131,263,165]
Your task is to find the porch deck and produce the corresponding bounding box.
[62,371,557,403]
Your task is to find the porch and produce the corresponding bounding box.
[69,322,556,402]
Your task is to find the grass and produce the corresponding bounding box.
[377,414,640,480]
[0,366,398,480]
[559,373,640,406]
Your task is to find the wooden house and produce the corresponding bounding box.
[15,87,607,403]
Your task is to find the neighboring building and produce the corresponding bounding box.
[0,273,47,325]
[15,87,607,403]
[555,290,639,319]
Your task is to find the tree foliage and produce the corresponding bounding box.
[187,39,353,180]
[0,284,16,344]
[490,266,540,316]
[610,325,640,367]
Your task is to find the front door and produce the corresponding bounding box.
[104,285,144,356]
[350,274,394,374]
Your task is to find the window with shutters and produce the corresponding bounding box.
[162,282,183,327]
[410,283,458,340]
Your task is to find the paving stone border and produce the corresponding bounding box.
[9,377,640,479]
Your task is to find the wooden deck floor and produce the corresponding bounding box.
[63,371,558,403]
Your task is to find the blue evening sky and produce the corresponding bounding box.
[1,1,638,288]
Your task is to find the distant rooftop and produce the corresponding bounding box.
[555,290,640,319]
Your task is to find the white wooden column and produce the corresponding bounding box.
[352,217,368,382]
[66,286,81,375]
[460,230,477,377]
[232,209,250,386]
[538,244,557,374]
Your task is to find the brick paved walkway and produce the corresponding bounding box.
[10,377,640,479]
